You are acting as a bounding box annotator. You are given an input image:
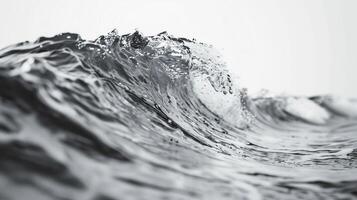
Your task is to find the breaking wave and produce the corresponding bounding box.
[0,30,356,200]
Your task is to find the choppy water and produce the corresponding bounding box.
[0,30,356,200]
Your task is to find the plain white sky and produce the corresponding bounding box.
[0,0,356,97]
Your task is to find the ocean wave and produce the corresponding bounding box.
[0,30,356,200]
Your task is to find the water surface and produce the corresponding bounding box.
[0,30,356,200]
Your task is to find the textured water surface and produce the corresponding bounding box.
[0,30,356,200]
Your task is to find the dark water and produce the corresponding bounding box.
[0,30,356,200]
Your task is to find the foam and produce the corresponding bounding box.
[323,96,357,118]
[284,97,330,124]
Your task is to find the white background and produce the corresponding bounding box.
[0,0,356,97]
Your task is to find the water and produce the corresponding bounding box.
[0,30,356,200]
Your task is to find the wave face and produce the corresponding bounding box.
[0,30,356,200]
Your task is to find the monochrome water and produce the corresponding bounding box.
[0,30,356,200]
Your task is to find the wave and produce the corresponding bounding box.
[0,29,356,200]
